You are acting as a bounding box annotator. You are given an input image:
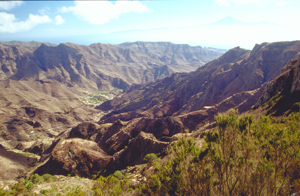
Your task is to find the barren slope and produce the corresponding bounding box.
[0,79,100,148]
[1,41,225,91]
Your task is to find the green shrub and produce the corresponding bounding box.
[42,173,56,183]
[94,175,122,196]
[204,130,219,144]
[113,170,124,180]
[10,183,27,195]
[25,182,33,190]
[138,110,300,195]
[0,189,9,196]
[148,174,161,192]
[29,173,44,184]
[144,153,159,166]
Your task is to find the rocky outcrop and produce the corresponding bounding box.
[68,122,99,140]
[104,132,168,173]
[34,138,111,178]
[32,119,173,177]
[129,117,185,139]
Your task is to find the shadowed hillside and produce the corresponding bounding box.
[99,41,300,123]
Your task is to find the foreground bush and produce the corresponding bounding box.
[140,109,300,196]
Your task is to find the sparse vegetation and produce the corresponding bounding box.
[16,151,40,159]
[29,173,56,184]
[137,109,300,195]
[93,175,132,196]
[0,174,93,196]
[2,110,300,195]
[144,153,160,166]
[80,88,123,105]
[113,170,124,180]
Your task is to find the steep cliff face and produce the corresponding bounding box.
[255,57,300,115]
[0,44,36,80]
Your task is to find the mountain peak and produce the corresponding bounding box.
[210,16,278,27]
[211,16,245,26]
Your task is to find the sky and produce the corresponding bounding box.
[0,0,299,49]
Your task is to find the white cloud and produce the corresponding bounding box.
[55,15,65,25]
[0,12,51,33]
[60,0,149,25]
[276,0,290,6]
[0,1,24,11]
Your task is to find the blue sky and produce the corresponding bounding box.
[0,0,299,49]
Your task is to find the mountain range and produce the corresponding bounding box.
[0,41,225,91]
[1,40,300,191]
[99,41,300,124]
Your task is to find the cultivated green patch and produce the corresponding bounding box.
[80,88,123,105]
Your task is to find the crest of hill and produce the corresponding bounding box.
[0,41,225,91]
[0,41,56,48]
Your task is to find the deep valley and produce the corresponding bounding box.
[1,40,300,195]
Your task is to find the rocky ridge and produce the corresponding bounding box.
[0,41,225,91]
